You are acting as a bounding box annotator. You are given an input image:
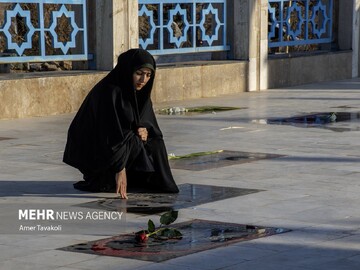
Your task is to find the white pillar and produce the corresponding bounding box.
[353,0,360,77]
[95,0,139,70]
[248,0,260,91]
[259,0,268,90]
[248,0,268,91]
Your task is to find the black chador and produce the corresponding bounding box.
[63,49,179,193]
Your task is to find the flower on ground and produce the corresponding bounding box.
[135,230,148,243]
[134,210,182,243]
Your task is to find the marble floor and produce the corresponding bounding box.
[1,78,360,269]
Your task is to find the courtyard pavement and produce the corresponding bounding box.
[1,78,360,269]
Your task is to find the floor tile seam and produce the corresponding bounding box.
[306,229,360,244]
[10,250,101,268]
[65,257,147,270]
[162,238,317,268]
[0,259,65,270]
[0,248,56,264]
[159,254,248,270]
[166,262,246,270]
[284,243,360,260]
[225,253,348,269]
[0,243,55,253]
[203,244,294,259]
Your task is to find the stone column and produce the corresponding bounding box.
[338,0,353,51]
[259,0,268,90]
[228,0,268,91]
[353,0,360,77]
[94,0,139,70]
[227,0,249,60]
[248,0,260,91]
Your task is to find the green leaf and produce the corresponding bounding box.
[160,210,178,225]
[172,229,182,237]
[159,228,171,237]
[147,219,155,233]
[158,228,182,239]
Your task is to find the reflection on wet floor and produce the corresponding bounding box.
[253,112,360,132]
[169,150,285,171]
[331,105,358,109]
[157,106,243,115]
[0,137,15,141]
[76,184,263,214]
[59,219,289,262]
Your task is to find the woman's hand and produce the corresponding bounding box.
[116,169,128,199]
[137,127,148,142]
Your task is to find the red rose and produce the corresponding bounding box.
[135,231,148,243]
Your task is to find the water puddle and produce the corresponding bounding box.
[157,106,244,115]
[0,137,15,141]
[331,105,358,109]
[169,150,285,171]
[253,112,360,132]
[76,184,262,214]
[59,219,289,262]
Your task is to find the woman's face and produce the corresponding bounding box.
[133,67,152,91]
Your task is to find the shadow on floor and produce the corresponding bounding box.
[0,180,103,198]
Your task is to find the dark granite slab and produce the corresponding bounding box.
[59,219,289,262]
[76,184,263,214]
[169,150,284,171]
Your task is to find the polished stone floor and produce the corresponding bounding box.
[60,219,288,262]
[1,78,360,269]
[77,183,262,214]
[169,150,284,171]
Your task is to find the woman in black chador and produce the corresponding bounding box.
[63,49,179,198]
